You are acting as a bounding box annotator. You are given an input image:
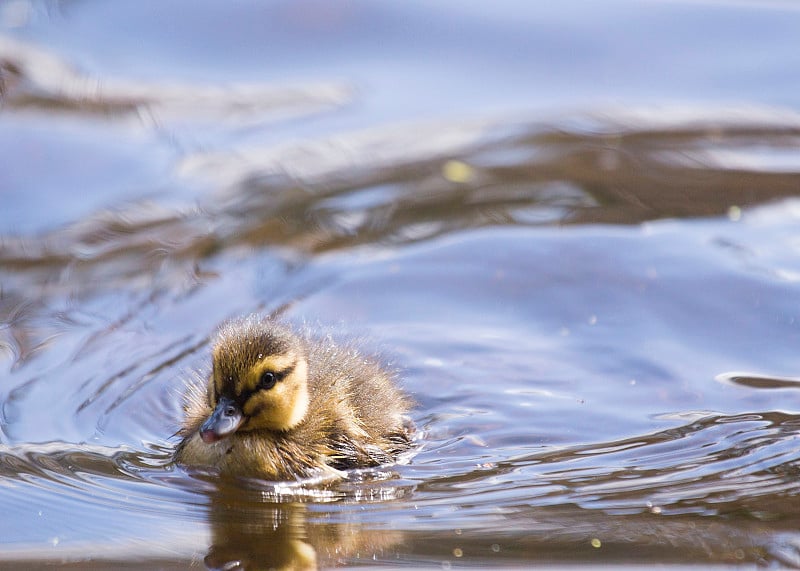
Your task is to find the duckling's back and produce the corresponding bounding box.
[302,334,413,470]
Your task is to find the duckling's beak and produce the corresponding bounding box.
[200,396,243,444]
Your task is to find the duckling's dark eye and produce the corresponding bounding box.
[259,371,277,390]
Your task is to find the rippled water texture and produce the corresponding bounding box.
[3,1,800,569]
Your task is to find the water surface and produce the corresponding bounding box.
[2,1,800,568]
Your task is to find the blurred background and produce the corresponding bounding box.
[2,1,800,568]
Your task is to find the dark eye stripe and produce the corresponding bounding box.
[275,362,295,382]
[212,359,298,408]
[256,363,295,390]
[239,362,297,404]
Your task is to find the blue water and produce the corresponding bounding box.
[2,1,800,568]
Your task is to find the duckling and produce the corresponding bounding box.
[175,315,413,480]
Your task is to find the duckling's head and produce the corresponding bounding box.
[200,317,310,444]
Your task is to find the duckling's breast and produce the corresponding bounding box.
[175,431,234,469]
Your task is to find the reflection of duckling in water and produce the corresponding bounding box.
[204,496,405,571]
[175,315,413,480]
[204,499,318,571]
